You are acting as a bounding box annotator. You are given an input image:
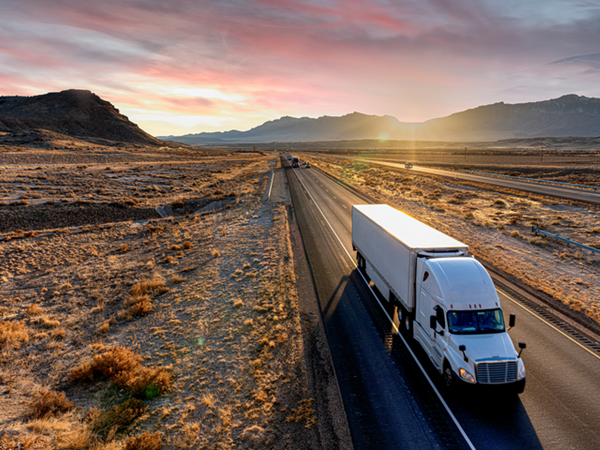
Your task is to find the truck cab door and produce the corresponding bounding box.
[429,303,446,371]
[415,285,435,360]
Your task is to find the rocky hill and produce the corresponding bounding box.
[160,94,600,144]
[0,90,161,145]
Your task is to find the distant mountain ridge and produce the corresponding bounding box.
[160,94,600,144]
[0,90,161,145]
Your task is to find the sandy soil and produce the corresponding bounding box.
[0,147,323,449]
[302,154,600,326]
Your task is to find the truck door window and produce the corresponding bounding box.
[423,271,429,282]
[435,306,446,329]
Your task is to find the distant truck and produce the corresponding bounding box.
[405,161,413,169]
[292,156,299,168]
[352,205,526,392]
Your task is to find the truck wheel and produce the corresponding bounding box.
[398,306,412,338]
[513,379,526,395]
[443,363,454,388]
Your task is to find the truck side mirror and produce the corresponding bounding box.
[518,342,526,357]
[430,316,437,330]
[509,314,516,329]
[458,344,468,363]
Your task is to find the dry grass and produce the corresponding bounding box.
[170,275,186,284]
[71,346,173,399]
[285,399,317,429]
[0,152,315,448]
[124,295,154,318]
[90,398,148,439]
[0,434,46,450]
[28,390,74,419]
[0,321,29,348]
[26,303,44,316]
[124,431,163,450]
[129,280,169,297]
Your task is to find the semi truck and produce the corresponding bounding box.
[352,204,526,392]
[292,156,299,168]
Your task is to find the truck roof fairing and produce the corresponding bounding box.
[425,257,500,309]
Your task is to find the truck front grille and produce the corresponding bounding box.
[476,361,517,384]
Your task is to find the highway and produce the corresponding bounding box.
[311,154,600,205]
[284,159,600,450]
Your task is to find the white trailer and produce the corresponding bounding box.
[352,204,526,392]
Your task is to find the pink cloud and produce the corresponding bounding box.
[1,0,600,134]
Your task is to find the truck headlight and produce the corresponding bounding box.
[518,365,526,381]
[459,368,475,383]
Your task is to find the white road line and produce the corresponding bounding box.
[333,196,337,199]
[294,170,477,450]
[342,204,347,209]
[267,170,274,199]
[499,289,600,361]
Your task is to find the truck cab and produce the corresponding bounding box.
[413,256,526,392]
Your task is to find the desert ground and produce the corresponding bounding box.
[300,151,600,326]
[3,137,600,449]
[0,141,323,449]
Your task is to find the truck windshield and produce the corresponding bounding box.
[447,309,505,334]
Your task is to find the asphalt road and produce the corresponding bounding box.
[286,159,600,450]
[312,154,600,205]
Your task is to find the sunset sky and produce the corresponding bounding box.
[1,0,599,137]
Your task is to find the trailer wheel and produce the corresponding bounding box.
[357,253,365,271]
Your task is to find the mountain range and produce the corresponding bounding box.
[159,94,600,144]
[0,89,161,145]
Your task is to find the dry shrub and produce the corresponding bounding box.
[0,321,29,348]
[508,213,522,224]
[126,295,153,317]
[147,225,164,233]
[182,241,194,249]
[125,431,163,450]
[510,230,522,239]
[130,280,169,297]
[587,227,600,234]
[493,199,508,208]
[170,275,186,284]
[71,347,172,399]
[285,399,316,429]
[91,398,147,439]
[28,390,74,419]
[0,434,45,450]
[71,347,140,383]
[529,237,550,248]
[42,316,61,328]
[52,328,66,340]
[26,303,44,316]
[97,321,110,334]
[212,250,221,258]
[163,256,177,264]
[118,244,129,252]
[168,244,181,251]
[125,366,173,400]
[233,299,244,308]
[240,426,275,445]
